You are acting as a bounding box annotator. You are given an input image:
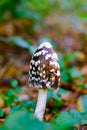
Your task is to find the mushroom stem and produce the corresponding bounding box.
[34,89,47,121]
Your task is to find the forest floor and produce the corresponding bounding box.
[0,13,87,129]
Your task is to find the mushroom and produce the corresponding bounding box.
[28,42,60,121]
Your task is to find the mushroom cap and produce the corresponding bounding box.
[29,42,60,89]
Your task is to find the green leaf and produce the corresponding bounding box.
[10,100,35,112]
[20,100,35,110]
[5,89,18,106]
[77,84,84,89]
[51,112,74,130]
[69,67,82,78]
[5,96,18,106]
[58,88,68,96]
[9,37,37,55]
[61,71,70,82]
[10,79,18,88]
[15,87,22,93]
[47,89,62,107]
[77,95,87,113]
[4,110,51,130]
[64,52,78,62]
[9,37,29,49]
[0,108,4,117]
[0,126,6,130]
[10,106,21,114]
[69,109,87,125]
[15,8,41,20]
[78,13,87,21]
[6,89,14,97]
[51,110,87,130]
[58,53,65,70]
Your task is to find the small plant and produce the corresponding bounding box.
[28,42,60,121]
[4,79,22,106]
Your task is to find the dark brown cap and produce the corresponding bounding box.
[29,42,60,89]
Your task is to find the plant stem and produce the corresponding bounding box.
[34,89,47,121]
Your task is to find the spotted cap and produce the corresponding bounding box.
[28,42,60,89]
